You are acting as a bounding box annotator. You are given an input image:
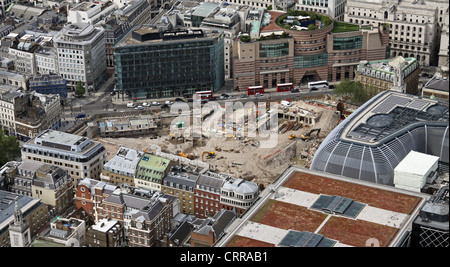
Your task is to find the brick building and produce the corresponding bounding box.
[233,10,389,91]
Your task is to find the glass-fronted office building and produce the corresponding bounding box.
[114,26,224,98]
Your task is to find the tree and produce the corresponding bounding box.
[75,81,86,97]
[0,129,21,166]
[333,79,378,105]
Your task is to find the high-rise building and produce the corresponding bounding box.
[54,23,106,91]
[114,26,224,98]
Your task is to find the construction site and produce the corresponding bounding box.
[93,95,344,186]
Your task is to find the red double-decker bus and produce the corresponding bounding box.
[195,90,213,99]
[276,83,294,92]
[247,85,264,95]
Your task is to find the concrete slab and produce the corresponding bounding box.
[271,186,320,208]
[356,206,408,229]
[236,221,288,246]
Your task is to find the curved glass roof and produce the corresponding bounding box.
[311,91,449,185]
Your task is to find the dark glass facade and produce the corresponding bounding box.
[294,53,328,68]
[333,36,362,50]
[259,42,290,58]
[114,30,224,98]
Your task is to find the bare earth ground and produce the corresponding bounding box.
[94,100,340,186]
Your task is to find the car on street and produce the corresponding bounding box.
[135,106,144,110]
[142,102,150,107]
[175,98,185,102]
[151,102,160,106]
[240,94,248,98]
[165,101,173,105]
[127,103,136,108]
[161,104,170,109]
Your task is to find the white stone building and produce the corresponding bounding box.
[294,0,347,21]
[54,23,106,91]
[344,0,443,66]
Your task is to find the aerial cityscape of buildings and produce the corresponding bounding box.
[0,0,448,253]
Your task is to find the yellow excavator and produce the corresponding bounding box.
[289,134,296,140]
[301,128,321,141]
[202,151,215,161]
[178,151,197,160]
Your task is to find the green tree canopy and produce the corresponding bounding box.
[75,81,86,97]
[0,129,21,166]
[333,79,379,105]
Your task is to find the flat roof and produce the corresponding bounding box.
[219,167,429,247]
[191,2,220,17]
[394,150,439,176]
[36,129,86,146]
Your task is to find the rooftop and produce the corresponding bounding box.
[340,91,448,145]
[137,153,172,172]
[221,167,429,247]
[116,25,221,47]
[103,147,143,176]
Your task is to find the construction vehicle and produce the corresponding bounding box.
[289,134,296,140]
[301,128,321,141]
[202,151,215,161]
[178,151,197,160]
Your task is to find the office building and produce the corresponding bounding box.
[54,23,106,91]
[421,63,449,101]
[344,0,443,66]
[216,167,430,247]
[355,56,420,95]
[101,146,143,187]
[162,166,199,215]
[29,74,68,98]
[194,173,224,218]
[21,130,107,186]
[134,153,174,191]
[8,160,73,215]
[232,10,389,91]
[220,178,259,216]
[294,0,347,21]
[85,218,125,247]
[0,191,49,247]
[310,90,449,185]
[114,26,224,98]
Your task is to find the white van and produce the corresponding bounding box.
[127,103,135,108]
[281,100,291,107]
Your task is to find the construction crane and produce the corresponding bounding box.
[202,151,215,161]
[301,128,321,141]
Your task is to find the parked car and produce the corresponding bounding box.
[142,102,150,107]
[151,102,160,106]
[241,94,249,98]
[135,105,144,110]
[165,101,173,105]
[161,104,170,109]
[127,103,135,108]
